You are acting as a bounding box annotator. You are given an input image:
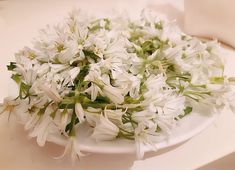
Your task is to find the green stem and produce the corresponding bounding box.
[118,131,134,140]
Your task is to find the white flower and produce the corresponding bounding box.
[162,22,182,43]
[85,67,124,104]
[25,112,41,130]
[15,47,37,61]
[28,105,67,147]
[102,85,124,104]
[104,108,125,125]
[85,83,101,101]
[145,74,167,92]
[84,69,102,101]
[39,84,62,102]
[132,110,156,124]
[134,122,165,159]
[84,34,108,59]
[104,37,128,59]
[23,97,51,121]
[58,137,84,162]
[84,107,101,127]
[225,92,235,112]
[113,71,141,98]
[91,114,119,141]
[36,63,50,77]
[215,90,235,112]
[49,63,70,73]
[162,95,185,116]
[0,97,20,115]
[69,67,80,81]
[149,95,185,132]
[56,39,80,64]
[29,115,53,147]
[60,109,69,131]
[11,100,30,124]
[46,132,68,146]
[15,64,37,85]
[75,103,85,123]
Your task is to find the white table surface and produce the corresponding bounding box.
[1,0,235,170]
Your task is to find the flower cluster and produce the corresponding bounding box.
[1,10,235,160]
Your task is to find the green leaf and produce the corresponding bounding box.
[155,21,163,30]
[181,35,187,40]
[210,77,224,84]
[19,82,31,99]
[65,111,78,136]
[178,106,193,119]
[56,43,65,52]
[206,46,213,53]
[181,53,187,59]
[66,91,76,97]
[89,25,101,32]
[184,106,193,115]
[103,18,111,30]
[83,50,99,62]
[59,103,75,109]
[156,126,162,132]
[11,74,21,84]
[167,64,175,72]
[7,62,16,71]
[124,95,144,104]
[37,102,52,116]
[95,96,110,104]
[228,77,235,84]
[88,18,110,32]
[50,109,58,119]
[74,65,90,90]
[141,40,154,53]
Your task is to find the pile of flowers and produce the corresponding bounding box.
[1,10,235,160]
